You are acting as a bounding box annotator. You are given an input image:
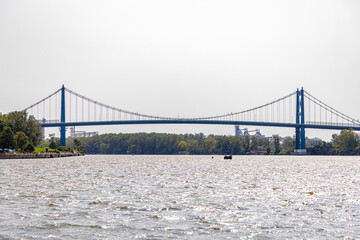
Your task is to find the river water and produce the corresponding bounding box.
[1,155,360,239]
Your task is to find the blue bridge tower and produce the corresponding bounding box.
[295,88,306,154]
[60,85,66,146]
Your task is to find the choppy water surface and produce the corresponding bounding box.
[1,155,360,239]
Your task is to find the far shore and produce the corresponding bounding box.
[0,152,84,159]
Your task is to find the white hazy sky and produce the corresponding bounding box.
[1,0,360,140]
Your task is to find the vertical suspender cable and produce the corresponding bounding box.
[308,96,310,124]
[314,101,316,123]
[82,98,84,122]
[289,95,292,123]
[49,97,51,122]
[278,101,280,122]
[76,95,78,122]
[283,98,285,123]
[69,92,71,122]
[266,105,268,122]
[88,100,90,121]
[55,92,57,121]
[330,106,332,124]
[325,106,327,125]
[94,104,96,121]
[43,99,45,121]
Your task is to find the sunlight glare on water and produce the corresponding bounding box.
[1,155,360,239]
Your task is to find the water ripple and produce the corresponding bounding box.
[1,155,360,239]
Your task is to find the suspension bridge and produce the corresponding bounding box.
[23,85,360,154]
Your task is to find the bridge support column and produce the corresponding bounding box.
[60,125,66,146]
[60,85,66,146]
[294,88,306,154]
[300,88,306,151]
[295,127,300,150]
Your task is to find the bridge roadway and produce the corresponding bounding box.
[41,120,360,132]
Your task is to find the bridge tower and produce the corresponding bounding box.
[60,85,66,146]
[295,88,306,154]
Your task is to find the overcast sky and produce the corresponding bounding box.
[1,0,360,140]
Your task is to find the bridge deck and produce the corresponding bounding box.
[41,120,360,131]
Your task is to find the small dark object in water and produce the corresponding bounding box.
[224,154,232,160]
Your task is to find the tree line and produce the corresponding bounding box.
[0,111,42,152]
[77,129,360,155]
[79,132,264,155]
[0,111,84,154]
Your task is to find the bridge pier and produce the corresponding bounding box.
[60,125,66,146]
[294,88,306,154]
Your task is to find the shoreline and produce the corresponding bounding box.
[0,152,84,159]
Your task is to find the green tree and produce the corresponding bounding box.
[356,145,360,155]
[177,140,188,154]
[331,129,360,155]
[243,135,251,154]
[266,147,271,155]
[250,135,259,152]
[205,137,216,154]
[0,126,15,150]
[307,137,323,147]
[310,141,332,155]
[229,136,242,154]
[257,138,270,148]
[281,136,294,154]
[187,139,199,154]
[0,119,10,132]
[307,137,333,155]
[73,138,85,153]
[49,140,58,149]
[272,134,282,155]
[215,136,231,154]
[24,143,35,152]
[14,131,29,150]
[3,111,42,146]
